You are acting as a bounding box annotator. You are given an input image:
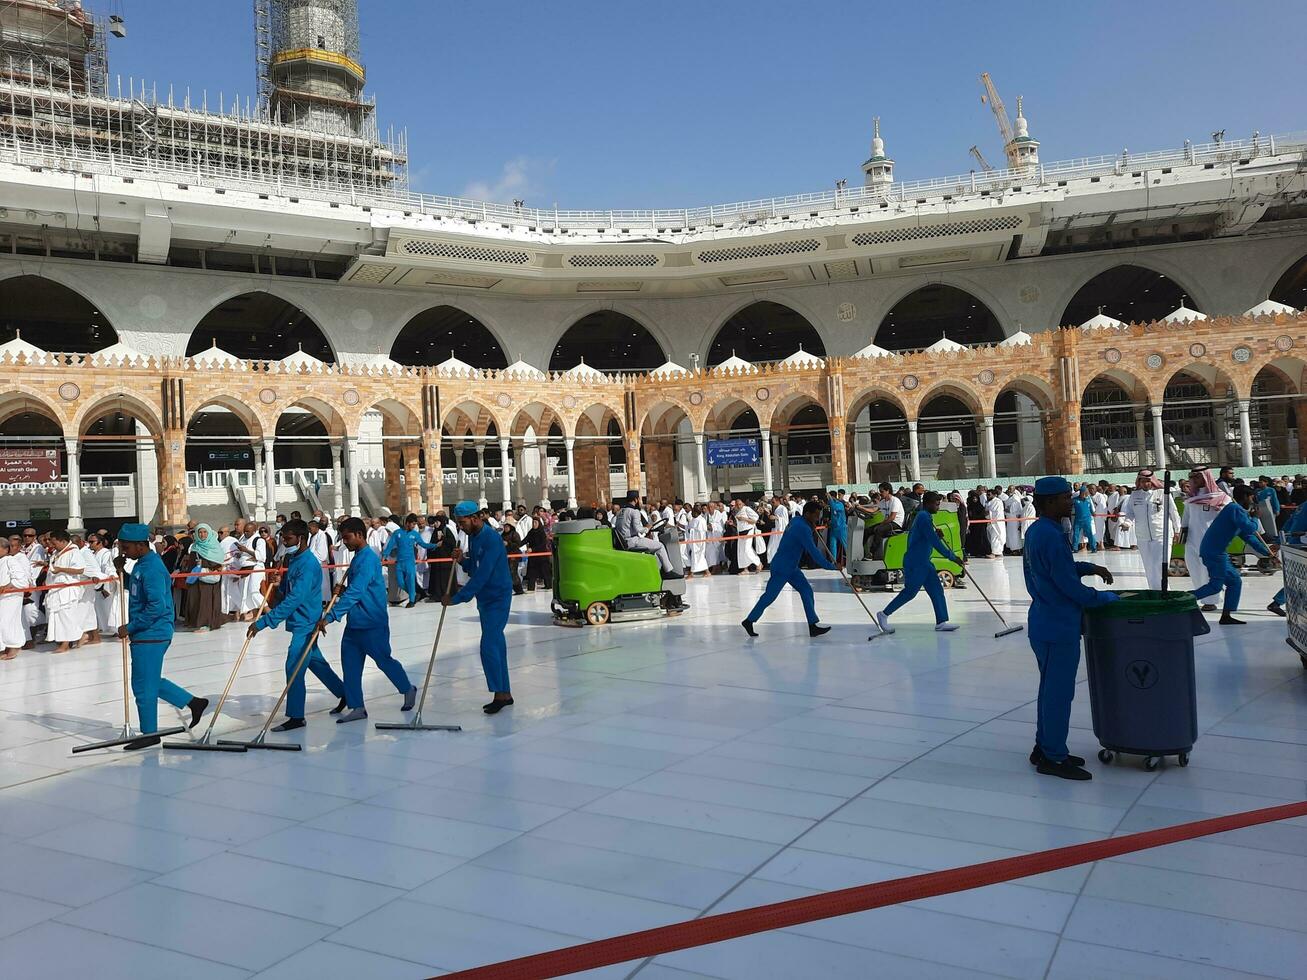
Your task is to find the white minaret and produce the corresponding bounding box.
[1006,96,1040,171]
[861,116,895,190]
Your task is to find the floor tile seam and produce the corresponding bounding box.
[1094,848,1307,894]
[282,817,525,861]
[255,934,445,977]
[135,876,383,931]
[234,833,479,884]
[863,773,1132,822]
[446,858,708,917]
[1050,885,1307,945]
[27,812,254,861]
[379,888,600,951]
[1074,861,1307,927]
[1045,935,1284,980]
[25,916,265,974]
[469,843,755,896]
[359,794,571,833]
[664,757,885,795]
[611,776,848,818]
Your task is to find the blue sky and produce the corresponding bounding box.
[115,1,1305,208]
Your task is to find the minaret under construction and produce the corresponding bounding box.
[258,0,371,137]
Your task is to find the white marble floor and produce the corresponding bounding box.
[0,552,1304,979]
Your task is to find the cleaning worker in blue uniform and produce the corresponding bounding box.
[742,499,834,638]
[1071,484,1097,553]
[319,516,417,723]
[445,500,515,714]
[384,513,443,608]
[827,490,849,564]
[1023,477,1118,781]
[115,523,208,750]
[249,518,346,731]
[1268,500,1307,617]
[875,491,962,634]
[1192,484,1275,625]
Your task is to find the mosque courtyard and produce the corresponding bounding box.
[0,552,1303,979]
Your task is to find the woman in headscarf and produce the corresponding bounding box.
[1182,466,1230,609]
[965,491,990,558]
[184,523,227,632]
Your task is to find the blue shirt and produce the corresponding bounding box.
[452,522,513,606]
[1256,486,1281,515]
[125,549,174,643]
[383,527,438,567]
[1199,502,1270,561]
[256,548,322,634]
[1282,502,1307,541]
[903,509,961,572]
[324,546,388,633]
[827,499,847,539]
[1072,496,1093,522]
[1022,516,1118,644]
[769,514,835,575]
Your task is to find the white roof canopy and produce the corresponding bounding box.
[1245,299,1298,316]
[563,358,606,381]
[1079,312,1124,330]
[779,345,824,367]
[713,353,754,372]
[924,336,966,353]
[998,330,1034,346]
[1161,305,1207,324]
[434,351,477,375]
[851,340,897,359]
[503,358,545,379]
[190,342,242,367]
[650,360,689,378]
[281,345,326,368]
[0,331,47,361]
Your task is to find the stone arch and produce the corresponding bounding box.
[388,304,509,370]
[185,396,261,478]
[549,306,670,373]
[1160,363,1241,469]
[845,386,911,484]
[706,396,758,435]
[509,401,565,440]
[0,387,67,431]
[1049,256,1209,330]
[1250,357,1306,465]
[72,391,164,442]
[187,289,337,363]
[1081,368,1149,404]
[873,281,1005,352]
[185,395,267,443]
[0,274,118,353]
[913,379,984,420]
[703,299,827,366]
[988,374,1057,415]
[385,295,515,369]
[1260,251,1307,310]
[1058,263,1204,328]
[442,399,503,439]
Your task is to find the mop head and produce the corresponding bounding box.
[994,624,1025,638]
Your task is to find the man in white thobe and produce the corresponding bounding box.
[984,489,1005,557]
[1003,488,1024,554]
[1126,469,1181,591]
[735,500,761,572]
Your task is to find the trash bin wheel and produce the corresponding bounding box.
[937,570,956,588]
[1097,749,1114,764]
[1178,751,1189,767]
[1144,755,1161,772]
[585,601,611,626]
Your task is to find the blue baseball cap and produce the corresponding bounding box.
[1034,476,1072,495]
[451,500,479,518]
[118,522,150,542]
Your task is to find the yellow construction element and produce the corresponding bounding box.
[271,48,365,81]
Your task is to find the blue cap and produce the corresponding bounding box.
[451,500,479,518]
[1034,476,1072,495]
[118,522,150,542]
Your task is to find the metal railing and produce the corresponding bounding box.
[3,124,1303,236]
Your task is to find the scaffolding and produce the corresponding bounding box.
[260,0,371,138]
[0,0,107,95]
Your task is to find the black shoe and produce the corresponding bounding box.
[483,697,514,715]
[1219,614,1245,625]
[329,697,347,715]
[272,717,306,732]
[124,734,161,751]
[186,697,209,730]
[1036,758,1092,780]
[1030,745,1085,767]
[661,570,684,581]
[809,624,831,637]
[1268,601,1287,618]
[741,619,757,638]
[1200,603,1217,612]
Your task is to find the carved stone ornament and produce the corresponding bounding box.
[259,388,277,404]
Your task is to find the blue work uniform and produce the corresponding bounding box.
[255,548,345,719]
[882,509,962,624]
[1193,502,1271,613]
[452,522,514,693]
[1071,494,1097,553]
[324,546,412,709]
[1023,516,1118,763]
[827,498,848,562]
[1273,504,1307,606]
[746,514,834,626]
[383,527,440,604]
[125,549,195,734]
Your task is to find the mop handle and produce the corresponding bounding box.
[1161,470,1173,592]
[817,535,879,622]
[966,574,1013,628]
[200,574,277,742]
[117,576,130,730]
[413,561,457,718]
[254,589,342,738]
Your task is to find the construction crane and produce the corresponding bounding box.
[968,145,994,172]
[978,72,1014,145]
[978,71,1037,170]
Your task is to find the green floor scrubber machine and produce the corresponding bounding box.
[846,505,966,592]
[551,518,688,626]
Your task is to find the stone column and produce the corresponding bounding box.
[1150,405,1167,470]
[828,423,848,485]
[453,440,464,494]
[538,443,551,507]
[626,432,642,493]
[135,421,157,523]
[263,437,278,522]
[564,438,578,509]
[778,437,789,492]
[981,415,997,479]
[345,436,361,516]
[476,444,488,508]
[251,443,265,521]
[424,432,443,514]
[330,444,344,515]
[907,419,921,483]
[512,442,526,505]
[1297,401,1307,464]
[401,444,422,515]
[499,437,512,508]
[1134,413,1148,469]
[1237,399,1254,467]
[383,445,403,513]
[693,433,708,502]
[160,431,189,526]
[759,427,773,496]
[64,437,82,531]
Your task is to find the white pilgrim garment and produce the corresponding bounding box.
[1126,488,1180,591]
[736,505,761,569]
[0,554,27,648]
[1182,499,1222,591]
[1105,490,1121,544]
[688,513,709,573]
[90,548,122,633]
[45,544,88,642]
[308,530,331,601]
[984,494,1005,554]
[767,504,790,562]
[220,533,241,614]
[240,534,268,613]
[4,551,32,643]
[78,544,100,632]
[1004,493,1023,552]
[1091,491,1108,542]
[453,527,470,586]
[1019,495,1036,544]
[707,507,727,568]
[416,524,433,592]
